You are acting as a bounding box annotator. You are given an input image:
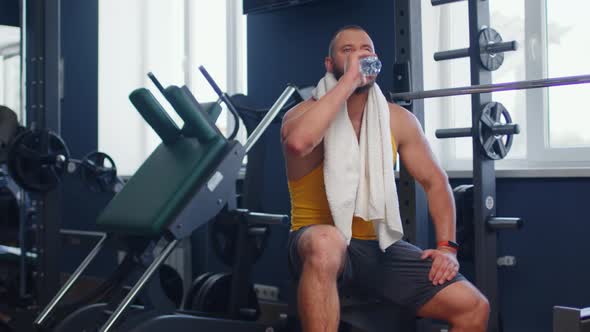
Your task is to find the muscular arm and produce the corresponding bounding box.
[281,50,374,158]
[392,105,456,245]
[280,74,357,157]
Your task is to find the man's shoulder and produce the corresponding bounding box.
[387,102,418,124]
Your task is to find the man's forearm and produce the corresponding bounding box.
[282,74,357,151]
[426,180,456,244]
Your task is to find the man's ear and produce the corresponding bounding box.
[325,56,333,73]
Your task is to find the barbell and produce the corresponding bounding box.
[389,74,590,102]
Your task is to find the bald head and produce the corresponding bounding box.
[324,25,376,93]
[328,25,372,58]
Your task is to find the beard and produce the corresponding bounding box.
[332,63,375,95]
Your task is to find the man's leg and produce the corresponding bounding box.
[371,240,489,332]
[417,280,490,332]
[292,225,348,332]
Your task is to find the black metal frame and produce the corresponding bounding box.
[24,0,63,307]
[467,2,500,331]
[393,0,428,249]
[395,1,509,331]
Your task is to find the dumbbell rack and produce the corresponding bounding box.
[394,1,523,331]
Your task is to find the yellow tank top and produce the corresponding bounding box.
[287,136,397,240]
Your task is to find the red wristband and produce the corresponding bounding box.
[437,240,459,251]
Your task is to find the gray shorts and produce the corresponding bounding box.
[287,225,466,313]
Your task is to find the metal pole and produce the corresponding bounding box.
[59,229,107,238]
[390,74,590,101]
[99,239,179,332]
[434,41,517,62]
[468,0,499,330]
[244,85,296,154]
[34,233,107,326]
[431,0,465,6]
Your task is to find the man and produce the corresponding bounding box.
[280,25,490,332]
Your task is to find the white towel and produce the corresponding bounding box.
[312,72,404,251]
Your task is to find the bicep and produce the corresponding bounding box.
[397,114,446,189]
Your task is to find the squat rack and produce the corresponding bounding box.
[390,1,589,331]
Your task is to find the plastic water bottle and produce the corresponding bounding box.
[359,56,382,76]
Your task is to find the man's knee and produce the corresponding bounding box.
[298,226,347,276]
[471,294,490,321]
[454,292,490,329]
[468,294,490,330]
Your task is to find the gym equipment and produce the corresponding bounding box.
[6,129,70,193]
[34,67,298,332]
[553,306,590,332]
[181,272,214,310]
[453,185,475,261]
[2,102,122,195]
[78,152,122,193]
[434,27,517,71]
[189,272,260,320]
[477,102,517,160]
[389,73,590,102]
[4,129,123,194]
[452,185,522,264]
[210,212,271,266]
[392,1,537,330]
[436,102,520,160]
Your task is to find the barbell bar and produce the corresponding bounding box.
[389,74,590,102]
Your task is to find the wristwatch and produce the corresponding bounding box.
[437,240,459,251]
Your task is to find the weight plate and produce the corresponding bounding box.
[210,218,270,267]
[80,151,118,192]
[478,102,514,160]
[479,27,504,71]
[194,272,260,321]
[182,272,214,310]
[6,129,69,192]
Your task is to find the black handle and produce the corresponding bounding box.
[485,41,518,55]
[435,127,472,139]
[490,123,520,136]
[198,65,241,140]
[487,217,524,231]
[434,41,518,62]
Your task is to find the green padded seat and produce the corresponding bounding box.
[96,138,227,237]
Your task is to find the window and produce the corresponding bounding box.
[99,0,247,175]
[0,25,21,119]
[546,0,590,148]
[421,0,590,173]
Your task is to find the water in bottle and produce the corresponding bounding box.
[359,56,382,76]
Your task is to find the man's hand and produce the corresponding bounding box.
[342,50,377,89]
[421,248,459,285]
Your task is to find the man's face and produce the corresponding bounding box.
[327,29,376,94]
